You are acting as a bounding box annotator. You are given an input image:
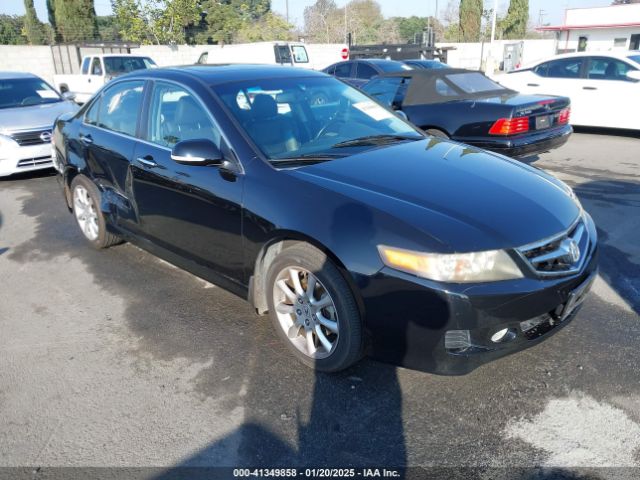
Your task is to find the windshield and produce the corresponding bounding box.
[0,77,61,109]
[213,76,422,161]
[628,55,640,65]
[445,72,506,93]
[104,57,156,76]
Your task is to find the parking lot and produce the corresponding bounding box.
[0,130,639,475]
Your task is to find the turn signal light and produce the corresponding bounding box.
[489,117,529,136]
[558,108,571,124]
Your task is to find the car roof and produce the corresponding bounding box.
[0,71,39,80]
[123,64,328,85]
[520,50,640,69]
[99,54,152,58]
[375,67,476,78]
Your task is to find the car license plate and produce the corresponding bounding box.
[535,115,551,130]
[560,272,596,321]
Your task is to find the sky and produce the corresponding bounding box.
[1,0,613,29]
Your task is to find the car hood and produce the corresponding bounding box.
[0,101,79,133]
[288,139,580,252]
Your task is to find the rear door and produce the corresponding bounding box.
[332,62,356,85]
[131,80,244,281]
[353,62,379,87]
[579,56,639,128]
[76,79,145,228]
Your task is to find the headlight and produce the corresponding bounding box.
[0,134,18,148]
[378,245,523,283]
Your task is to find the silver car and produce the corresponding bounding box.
[0,72,78,177]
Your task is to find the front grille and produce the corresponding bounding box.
[516,216,590,277]
[16,156,53,168]
[10,128,52,146]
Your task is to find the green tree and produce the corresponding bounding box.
[459,0,482,42]
[501,0,528,39]
[0,15,27,45]
[235,12,292,42]
[396,16,444,44]
[54,0,99,42]
[195,0,243,44]
[23,0,46,44]
[45,0,60,42]
[303,0,342,43]
[97,15,120,41]
[112,0,149,43]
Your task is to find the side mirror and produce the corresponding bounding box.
[626,70,640,81]
[395,110,409,121]
[171,139,224,166]
[61,91,76,101]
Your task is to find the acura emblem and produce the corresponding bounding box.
[560,238,580,264]
[40,131,52,142]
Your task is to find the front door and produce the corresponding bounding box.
[131,81,244,281]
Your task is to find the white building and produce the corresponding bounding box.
[539,4,640,53]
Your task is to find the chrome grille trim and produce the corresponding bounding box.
[516,214,591,278]
[9,127,53,146]
[16,156,53,168]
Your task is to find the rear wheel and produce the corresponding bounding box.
[71,175,120,249]
[424,128,449,139]
[266,243,363,372]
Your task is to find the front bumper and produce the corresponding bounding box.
[459,124,572,158]
[0,143,54,177]
[358,214,598,375]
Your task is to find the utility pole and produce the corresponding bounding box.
[285,0,289,23]
[490,0,498,44]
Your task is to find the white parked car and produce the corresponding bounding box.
[495,51,640,130]
[0,72,78,177]
[53,54,157,104]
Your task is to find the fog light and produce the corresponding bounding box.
[490,327,517,343]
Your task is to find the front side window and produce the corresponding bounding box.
[587,57,636,81]
[91,58,103,76]
[0,77,61,109]
[81,57,90,75]
[148,82,221,148]
[97,80,144,137]
[84,97,100,125]
[214,77,421,161]
[275,46,292,64]
[291,46,309,63]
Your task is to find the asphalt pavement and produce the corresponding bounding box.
[0,130,639,478]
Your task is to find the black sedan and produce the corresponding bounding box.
[53,65,597,374]
[323,58,412,87]
[362,68,573,158]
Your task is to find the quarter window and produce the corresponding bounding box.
[96,81,144,137]
[148,83,221,148]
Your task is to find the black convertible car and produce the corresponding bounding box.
[52,65,596,375]
[362,68,572,157]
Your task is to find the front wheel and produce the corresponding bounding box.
[71,175,121,249]
[266,243,363,372]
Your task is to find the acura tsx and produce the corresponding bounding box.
[52,65,598,374]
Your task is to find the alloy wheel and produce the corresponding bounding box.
[272,266,339,359]
[73,185,99,241]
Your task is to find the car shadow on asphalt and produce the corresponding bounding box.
[572,179,640,316]
[572,126,640,140]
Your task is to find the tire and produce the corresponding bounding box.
[424,128,449,139]
[266,243,363,372]
[70,175,121,249]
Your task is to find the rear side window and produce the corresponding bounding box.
[435,78,458,97]
[362,77,407,107]
[96,80,144,137]
[587,57,636,81]
[445,72,505,93]
[536,58,583,78]
[334,63,353,78]
[274,45,292,64]
[356,63,378,80]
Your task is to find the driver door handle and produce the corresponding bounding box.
[79,133,93,144]
[527,83,539,87]
[583,86,597,90]
[136,155,158,168]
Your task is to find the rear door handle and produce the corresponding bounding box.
[527,83,540,87]
[583,86,597,90]
[79,133,93,144]
[136,155,158,168]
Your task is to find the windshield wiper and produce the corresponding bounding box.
[270,153,345,167]
[331,134,423,149]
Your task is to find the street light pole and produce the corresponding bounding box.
[490,0,498,44]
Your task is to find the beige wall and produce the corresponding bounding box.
[0,46,57,84]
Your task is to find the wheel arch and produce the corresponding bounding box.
[249,231,366,320]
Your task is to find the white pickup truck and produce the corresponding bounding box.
[53,54,157,104]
